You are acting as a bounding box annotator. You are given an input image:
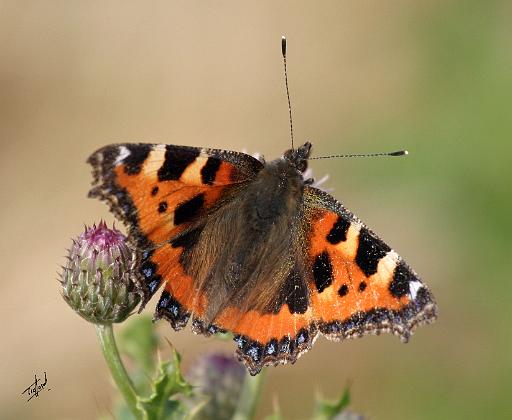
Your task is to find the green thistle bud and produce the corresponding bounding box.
[186,352,246,420]
[60,222,140,324]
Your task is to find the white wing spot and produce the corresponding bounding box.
[115,146,131,165]
[409,280,423,300]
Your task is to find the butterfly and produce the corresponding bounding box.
[87,140,437,375]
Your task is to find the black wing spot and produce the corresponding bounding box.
[327,216,351,244]
[170,226,202,251]
[390,261,413,298]
[201,157,222,185]
[158,201,168,213]
[355,228,391,277]
[358,281,367,292]
[157,146,199,181]
[174,194,205,225]
[338,284,349,297]
[123,144,151,175]
[270,269,308,314]
[313,251,333,293]
[151,186,159,196]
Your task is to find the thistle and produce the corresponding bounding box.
[60,221,140,324]
[186,352,246,420]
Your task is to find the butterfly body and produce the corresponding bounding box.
[88,142,436,375]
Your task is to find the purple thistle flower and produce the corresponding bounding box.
[186,352,246,420]
[60,222,141,324]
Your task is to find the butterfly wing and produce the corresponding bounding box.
[303,186,437,342]
[88,143,264,313]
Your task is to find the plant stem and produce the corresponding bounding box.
[232,369,267,420]
[96,323,142,419]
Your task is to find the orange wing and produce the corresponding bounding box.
[88,143,263,310]
[304,186,437,343]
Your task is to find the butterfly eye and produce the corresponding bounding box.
[283,149,294,160]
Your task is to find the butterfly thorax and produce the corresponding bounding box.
[245,157,305,225]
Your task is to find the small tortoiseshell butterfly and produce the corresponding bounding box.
[87,38,437,375]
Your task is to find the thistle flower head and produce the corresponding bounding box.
[60,222,140,324]
[186,352,246,420]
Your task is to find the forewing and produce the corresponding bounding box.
[88,143,263,307]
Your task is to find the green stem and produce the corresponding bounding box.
[96,323,142,420]
[232,369,267,420]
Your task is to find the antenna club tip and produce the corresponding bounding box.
[281,36,287,56]
[389,150,408,156]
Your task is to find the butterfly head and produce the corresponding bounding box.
[283,142,312,173]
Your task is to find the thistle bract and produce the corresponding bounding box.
[60,222,140,324]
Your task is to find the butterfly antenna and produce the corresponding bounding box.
[282,36,294,151]
[310,150,408,160]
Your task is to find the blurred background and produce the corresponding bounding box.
[1,1,511,418]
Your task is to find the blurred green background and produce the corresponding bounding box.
[1,1,511,419]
